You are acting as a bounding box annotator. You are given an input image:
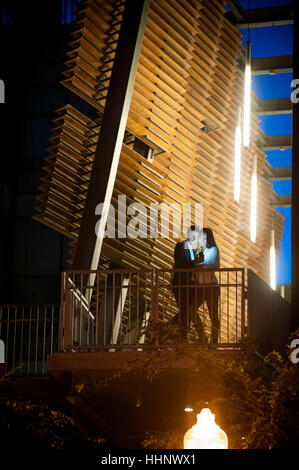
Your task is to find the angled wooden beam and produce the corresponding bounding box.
[265,166,292,181]
[226,0,246,23]
[73,0,150,275]
[256,98,292,116]
[258,134,292,151]
[237,6,294,28]
[252,56,293,75]
[271,194,291,208]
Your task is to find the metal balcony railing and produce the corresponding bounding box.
[0,268,291,377]
[0,305,59,376]
[59,268,247,351]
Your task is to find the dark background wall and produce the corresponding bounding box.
[0,0,93,304]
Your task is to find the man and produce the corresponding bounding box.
[171,225,205,339]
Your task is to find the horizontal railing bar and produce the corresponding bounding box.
[0,304,59,308]
[62,342,241,350]
[66,284,245,290]
[64,267,244,274]
[64,345,145,349]
[163,283,245,288]
[0,318,59,323]
[158,267,245,273]
[64,269,153,274]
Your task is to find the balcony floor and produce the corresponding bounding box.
[46,346,242,448]
[47,346,241,378]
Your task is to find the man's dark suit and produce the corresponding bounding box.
[171,241,219,343]
[174,241,194,266]
[171,241,203,338]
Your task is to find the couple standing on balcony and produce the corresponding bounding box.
[171,226,220,344]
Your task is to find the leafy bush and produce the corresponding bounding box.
[72,323,299,449]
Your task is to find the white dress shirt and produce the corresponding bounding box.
[184,240,196,261]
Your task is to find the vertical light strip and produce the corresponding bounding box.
[250,154,257,243]
[270,229,276,290]
[234,106,242,202]
[243,41,251,148]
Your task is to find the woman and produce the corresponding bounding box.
[194,228,220,343]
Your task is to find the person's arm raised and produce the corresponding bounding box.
[190,251,204,265]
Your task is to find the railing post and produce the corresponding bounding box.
[151,268,160,350]
[150,268,159,322]
[59,272,64,351]
[150,268,159,347]
[241,268,246,339]
[60,272,71,351]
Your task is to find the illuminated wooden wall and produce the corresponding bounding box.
[34,0,284,298]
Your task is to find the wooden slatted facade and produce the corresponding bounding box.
[34,0,284,293]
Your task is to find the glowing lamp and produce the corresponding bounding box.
[234,106,242,202]
[270,229,276,290]
[183,407,228,449]
[250,154,257,243]
[243,41,251,148]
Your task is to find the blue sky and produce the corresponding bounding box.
[231,0,293,284]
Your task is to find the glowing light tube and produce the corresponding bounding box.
[270,229,276,290]
[250,154,257,243]
[234,107,242,202]
[243,42,251,148]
